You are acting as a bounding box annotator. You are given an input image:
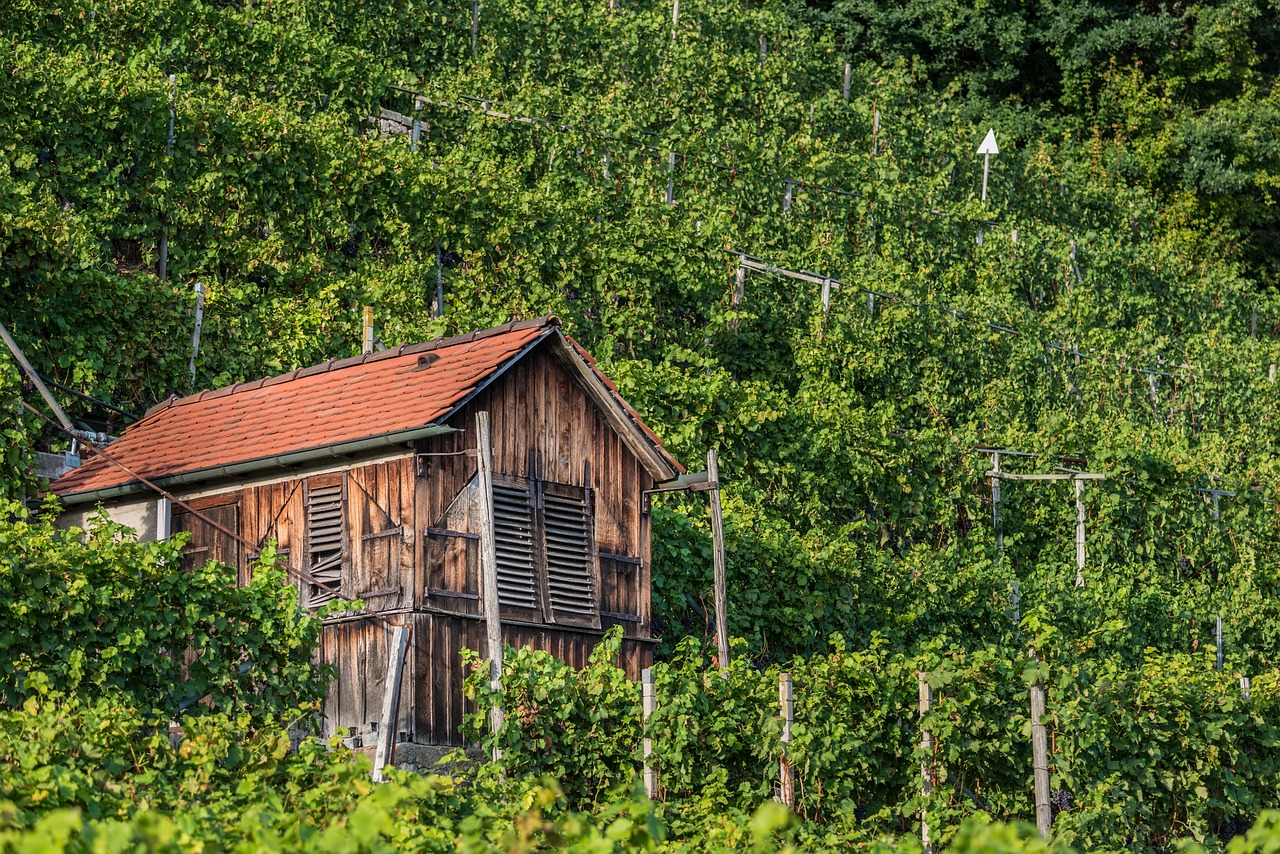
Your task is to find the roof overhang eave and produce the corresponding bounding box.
[55,423,460,506]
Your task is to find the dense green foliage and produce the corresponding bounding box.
[4,0,1280,848]
[465,629,1280,851]
[0,502,329,721]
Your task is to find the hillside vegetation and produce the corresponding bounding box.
[2,0,1280,850]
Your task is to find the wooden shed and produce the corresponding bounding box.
[50,316,685,746]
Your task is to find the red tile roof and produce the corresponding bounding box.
[51,316,677,501]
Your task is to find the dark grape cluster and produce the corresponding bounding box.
[854,803,870,822]
[1050,789,1074,819]
[1217,816,1253,844]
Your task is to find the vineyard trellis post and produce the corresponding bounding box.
[843,62,851,102]
[1241,676,1251,699]
[160,73,176,283]
[919,672,934,854]
[730,267,745,332]
[1075,476,1086,586]
[188,281,205,390]
[433,243,444,318]
[779,673,794,809]
[411,96,423,151]
[989,451,1003,556]
[708,449,730,670]
[471,0,479,55]
[666,151,676,205]
[642,667,656,798]
[476,412,505,761]
[1031,679,1051,837]
[1216,616,1223,672]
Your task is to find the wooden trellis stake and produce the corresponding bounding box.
[779,673,794,809]
[730,267,745,333]
[470,0,479,54]
[708,449,730,670]
[1216,616,1224,672]
[990,451,1003,556]
[159,73,176,283]
[642,668,656,797]
[476,412,504,761]
[919,673,933,854]
[1075,476,1086,586]
[843,62,851,102]
[1030,679,1051,837]
[665,151,676,205]
[188,282,205,390]
[411,96,423,151]
[432,244,444,318]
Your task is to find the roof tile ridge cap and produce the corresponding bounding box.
[142,394,183,419]
[471,314,558,341]
[363,347,405,364]
[389,316,558,360]
[326,352,369,372]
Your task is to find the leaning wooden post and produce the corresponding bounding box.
[919,672,934,854]
[642,668,656,798]
[1030,679,1052,837]
[476,412,504,761]
[779,673,794,809]
[708,449,730,670]
[372,624,412,782]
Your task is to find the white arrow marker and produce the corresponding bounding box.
[977,128,999,202]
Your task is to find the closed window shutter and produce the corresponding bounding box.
[308,482,344,605]
[492,482,539,609]
[542,491,594,616]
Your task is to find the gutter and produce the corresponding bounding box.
[56,423,459,506]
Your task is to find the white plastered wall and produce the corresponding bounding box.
[57,496,168,541]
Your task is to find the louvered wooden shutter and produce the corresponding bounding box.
[542,490,595,618]
[307,481,344,606]
[492,482,539,610]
